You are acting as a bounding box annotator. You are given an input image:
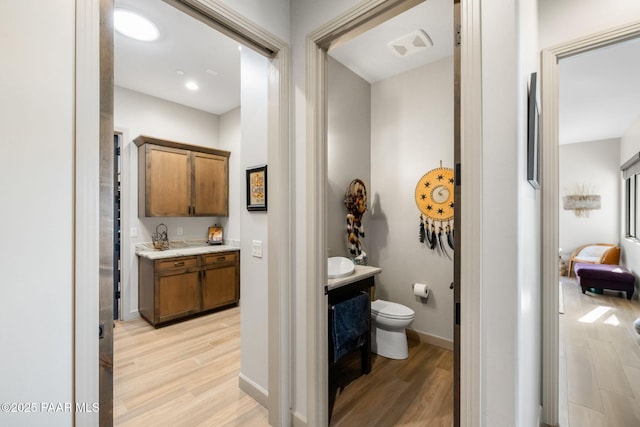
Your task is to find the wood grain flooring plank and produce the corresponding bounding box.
[600,389,640,427]
[560,278,640,426]
[565,343,605,412]
[567,402,607,427]
[588,338,634,398]
[330,339,453,426]
[623,365,640,401]
[114,308,267,426]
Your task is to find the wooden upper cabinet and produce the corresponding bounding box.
[135,135,230,217]
[193,152,228,216]
[145,145,192,216]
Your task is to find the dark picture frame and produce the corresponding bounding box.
[527,72,541,189]
[246,164,267,211]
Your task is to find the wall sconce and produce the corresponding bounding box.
[562,184,600,217]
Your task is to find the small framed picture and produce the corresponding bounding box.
[246,164,267,211]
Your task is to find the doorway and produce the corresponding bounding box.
[91,0,291,424]
[540,21,640,426]
[306,0,460,424]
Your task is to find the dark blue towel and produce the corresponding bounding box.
[331,292,369,362]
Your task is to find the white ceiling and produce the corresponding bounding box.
[114,0,241,115]
[329,0,453,83]
[114,0,640,146]
[559,37,640,145]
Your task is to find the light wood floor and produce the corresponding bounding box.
[559,277,640,427]
[113,307,269,426]
[114,307,453,426]
[330,338,454,426]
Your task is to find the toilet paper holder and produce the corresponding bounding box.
[412,283,430,299]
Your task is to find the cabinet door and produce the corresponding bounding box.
[192,152,228,216]
[145,144,192,216]
[156,270,200,323]
[201,264,238,311]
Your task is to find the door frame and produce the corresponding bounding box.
[76,0,292,425]
[539,20,640,426]
[305,0,483,425]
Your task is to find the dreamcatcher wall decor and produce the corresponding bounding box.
[415,162,454,259]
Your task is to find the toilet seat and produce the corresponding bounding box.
[371,299,415,320]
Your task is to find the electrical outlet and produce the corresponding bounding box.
[130,227,138,238]
[177,227,183,236]
[252,240,263,258]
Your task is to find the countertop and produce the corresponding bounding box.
[327,265,382,291]
[135,240,240,260]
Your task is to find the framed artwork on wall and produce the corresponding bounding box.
[528,72,541,189]
[246,164,267,211]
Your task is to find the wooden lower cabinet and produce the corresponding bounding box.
[201,252,239,311]
[157,270,200,323]
[138,251,239,327]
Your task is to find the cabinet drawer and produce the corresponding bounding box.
[155,257,198,271]
[202,252,238,266]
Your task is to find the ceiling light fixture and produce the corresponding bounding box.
[114,9,160,42]
[388,29,433,58]
[185,81,199,91]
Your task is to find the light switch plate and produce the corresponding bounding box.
[252,240,263,258]
[131,227,138,238]
[177,227,183,236]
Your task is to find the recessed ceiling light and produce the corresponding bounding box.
[114,9,160,42]
[205,68,218,76]
[176,69,185,76]
[185,81,199,91]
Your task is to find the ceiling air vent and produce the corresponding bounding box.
[388,29,433,58]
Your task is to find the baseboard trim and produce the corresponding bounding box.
[238,373,268,409]
[292,411,307,427]
[406,328,454,351]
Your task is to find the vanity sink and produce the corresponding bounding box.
[328,257,355,279]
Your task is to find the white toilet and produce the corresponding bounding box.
[370,299,416,359]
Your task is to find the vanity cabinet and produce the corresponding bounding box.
[135,135,230,217]
[138,251,240,327]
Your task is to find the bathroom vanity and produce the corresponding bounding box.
[327,265,382,374]
[136,242,240,327]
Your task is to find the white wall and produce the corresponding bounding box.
[539,0,640,49]
[482,2,518,424]
[370,57,454,342]
[218,0,290,43]
[327,57,371,258]
[517,1,543,426]
[219,107,242,242]
[239,48,269,393]
[559,138,621,257]
[483,0,542,425]
[0,2,75,426]
[620,115,640,290]
[114,86,237,320]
